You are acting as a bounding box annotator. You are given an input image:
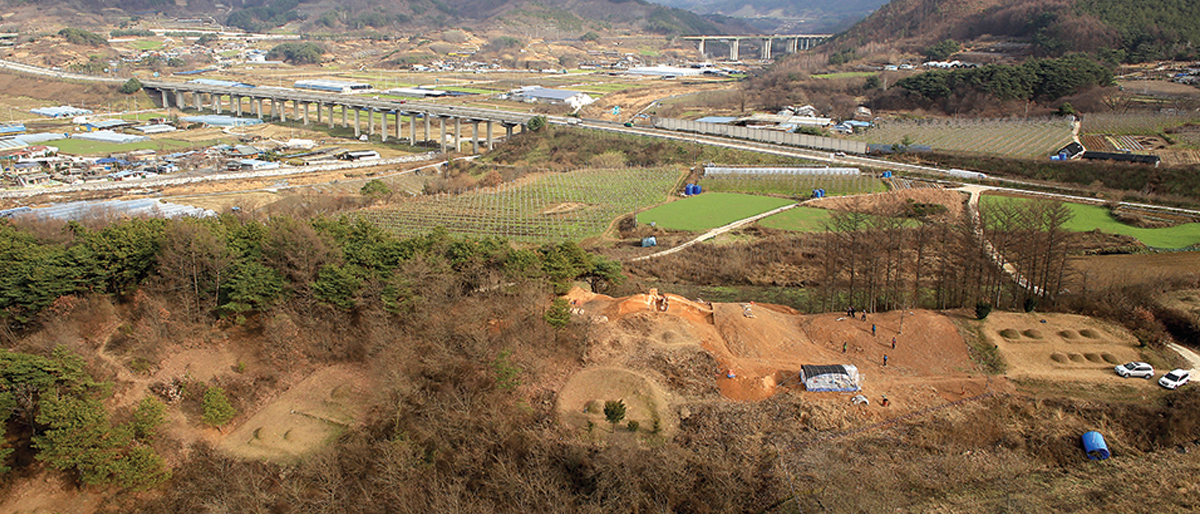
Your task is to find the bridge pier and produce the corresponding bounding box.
[255,98,263,119]
[341,105,347,128]
[410,113,417,145]
[439,117,447,153]
[194,92,201,111]
[175,91,184,110]
[328,104,334,128]
[278,99,286,122]
[381,110,388,142]
[697,39,705,57]
[368,108,375,136]
[302,102,309,125]
[353,109,360,137]
[454,117,461,152]
[316,102,322,125]
[160,89,169,109]
[505,124,513,139]
[486,120,493,150]
[730,39,739,61]
[424,115,431,143]
[761,38,772,60]
[395,112,401,140]
[471,120,479,153]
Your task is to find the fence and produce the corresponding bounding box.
[704,166,860,176]
[650,116,868,154]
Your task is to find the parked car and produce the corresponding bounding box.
[1159,369,1192,390]
[1114,362,1154,379]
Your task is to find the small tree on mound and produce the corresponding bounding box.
[119,77,142,95]
[604,399,626,430]
[360,179,391,197]
[202,387,236,429]
[544,297,571,329]
[527,115,547,132]
[975,301,993,320]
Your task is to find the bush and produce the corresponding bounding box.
[604,399,626,427]
[119,77,142,95]
[202,387,236,428]
[1023,297,1039,312]
[527,115,547,132]
[975,301,993,320]
[580,31,600,42]
[360,179,391,197]
[924,39,960,61]
[267,42,325,64]
[626,420,639,432]
[544,297,571,329]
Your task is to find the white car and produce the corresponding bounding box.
[1114,362,1154,379]
[1159,369,1191,390]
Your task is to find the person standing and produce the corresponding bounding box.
[892,337,896,350]
[843,342,847,353]
[872,324,876,337]
[883,354,888,366]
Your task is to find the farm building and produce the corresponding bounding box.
[509,87,595,110]
[1052,142,1085,160]
[385,87,449,98]
[1081,151,1159,166]
[180,115,264,128]
[232,159,279,171]
[31,106,93,118]
[81,119,132,132]
[133,124,177,134]
[0,124,25,135]
[71,131,150,145]
[294,79,372,94]
[799,364,861,392]
[339,150,381,161]
[187,78,254,88]
[627,65,708,78]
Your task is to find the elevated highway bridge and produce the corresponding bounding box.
[140,79,536,153]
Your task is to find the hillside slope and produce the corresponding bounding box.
[832,0,1198,62]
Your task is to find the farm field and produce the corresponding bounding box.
[1082,112,1200,135]
[360,167,683,242]
[757,205,832,231]
[700,174,886,197]
[52,137,224,155]
[636,192,794,231]
[981,194,1200,249]
[850,117,1074,158]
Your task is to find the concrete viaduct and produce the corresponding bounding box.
[680,34,832,61]
[140,80,536,154]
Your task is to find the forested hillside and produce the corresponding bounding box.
[833,0,1200,62]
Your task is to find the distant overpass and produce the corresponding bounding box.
[680,34,833,61]
[141,80,537,153]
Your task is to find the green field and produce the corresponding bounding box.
[981,195,1200,249]
[636,192,795,232]
[757,206,833,231]
[361,167,683,242]
[130,40,164,50]
[564,82,639,93]
[53,138,222,155]
[700,174,886,197]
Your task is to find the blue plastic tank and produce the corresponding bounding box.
[1082,431,1109,460]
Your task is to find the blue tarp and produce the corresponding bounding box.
[1083,431,1110,460]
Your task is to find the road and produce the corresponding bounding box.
[631,202,801,262]
[1168,342,1200,372]
[4,56,1200,220]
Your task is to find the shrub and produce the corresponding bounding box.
[58,28,107,47]
[604,399,626,427]
[544,297,571,329]
[580,31,600,42]
[527,115,547,132]
[202,387,236,428]
[626,420,639,432]
[360,179,391,197]
[1023,297,1039,312]
[975,301,993,320]
[119,77,142,95]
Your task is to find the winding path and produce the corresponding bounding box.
[630,202,801,262]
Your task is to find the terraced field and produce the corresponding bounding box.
[850,117,1074,158]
